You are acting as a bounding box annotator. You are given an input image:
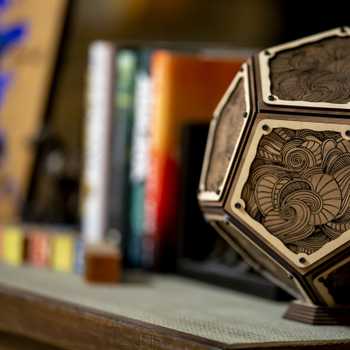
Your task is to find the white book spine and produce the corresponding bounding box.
[82,41,114,244]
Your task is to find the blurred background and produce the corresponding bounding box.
[0,0,349,297]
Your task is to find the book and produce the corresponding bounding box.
[145,51,244,270]
[108,49,138,264]
[128,51,152,267]
[82,41,115,244]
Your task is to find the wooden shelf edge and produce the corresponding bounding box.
[0,282,225,350]
[0,280,349,350]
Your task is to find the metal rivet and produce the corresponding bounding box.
[299,257,307,264]
[268,94,276,101]
[262,124,270,132]
[346,130,350,138]
[216,189,220,195]
[318,277,325,283]
[340,26,347,33]
[243,112,248,118]
[235,202,242,209]
[287,274,294,280]
[265,50,271,56]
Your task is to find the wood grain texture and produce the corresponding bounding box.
[0,331,61,350]
[242,127,350,255]
[0,284,220,350]
[0,263,350,349]
[0,282,350,350]
[284,300,350,325]
[270,37,350,104]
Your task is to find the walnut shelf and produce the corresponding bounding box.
[0,264,349,350]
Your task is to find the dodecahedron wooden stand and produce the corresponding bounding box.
[198,27,350,325]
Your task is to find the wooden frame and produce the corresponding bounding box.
[259,27,350,109]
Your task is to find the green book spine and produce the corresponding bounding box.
[128,51,152,267]
[108,49,138,265]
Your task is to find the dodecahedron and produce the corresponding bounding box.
[198,27,350,324]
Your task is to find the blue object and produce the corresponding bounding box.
[0,1,28,107]
[0,23,28,54]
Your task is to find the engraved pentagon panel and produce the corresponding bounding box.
[259,27,350,109]
[230,118,350,271]
[198,64,250,202]
[313,256,350,306]
[213,221,302,298]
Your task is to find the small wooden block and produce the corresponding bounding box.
[284,300,350,325]
[84,243,122,283]
[27,230,51,268]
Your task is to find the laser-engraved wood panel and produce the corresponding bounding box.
[270,37,350,103]
[242,128,350,255]
[205,78,246,192]
[215,221,301,298]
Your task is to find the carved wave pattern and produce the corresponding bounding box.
[270,37,350,103]
[242,128,350,255]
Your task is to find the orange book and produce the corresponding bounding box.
[145,51,244,270]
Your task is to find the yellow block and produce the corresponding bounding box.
[51,234,74,272]
[3,226,24,266]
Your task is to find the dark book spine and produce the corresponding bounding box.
[128,51,152,267]
[108,49,138,265]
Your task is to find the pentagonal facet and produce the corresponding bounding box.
[198,63,251,202]
[229,118,350,271]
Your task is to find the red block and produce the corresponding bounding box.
[27,230,51,267]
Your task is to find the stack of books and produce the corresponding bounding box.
[82,41,245,271]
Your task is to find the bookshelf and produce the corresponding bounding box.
[0,264,349,349]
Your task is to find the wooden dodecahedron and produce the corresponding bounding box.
[198,28,350,325]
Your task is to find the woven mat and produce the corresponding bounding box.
[0,264,349,346]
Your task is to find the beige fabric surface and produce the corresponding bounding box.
[0,264,349,346]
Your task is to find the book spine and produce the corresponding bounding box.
[128,52,152,267]
[108,50,138,265]
[82,41,115,244]
[144,53,179,270]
